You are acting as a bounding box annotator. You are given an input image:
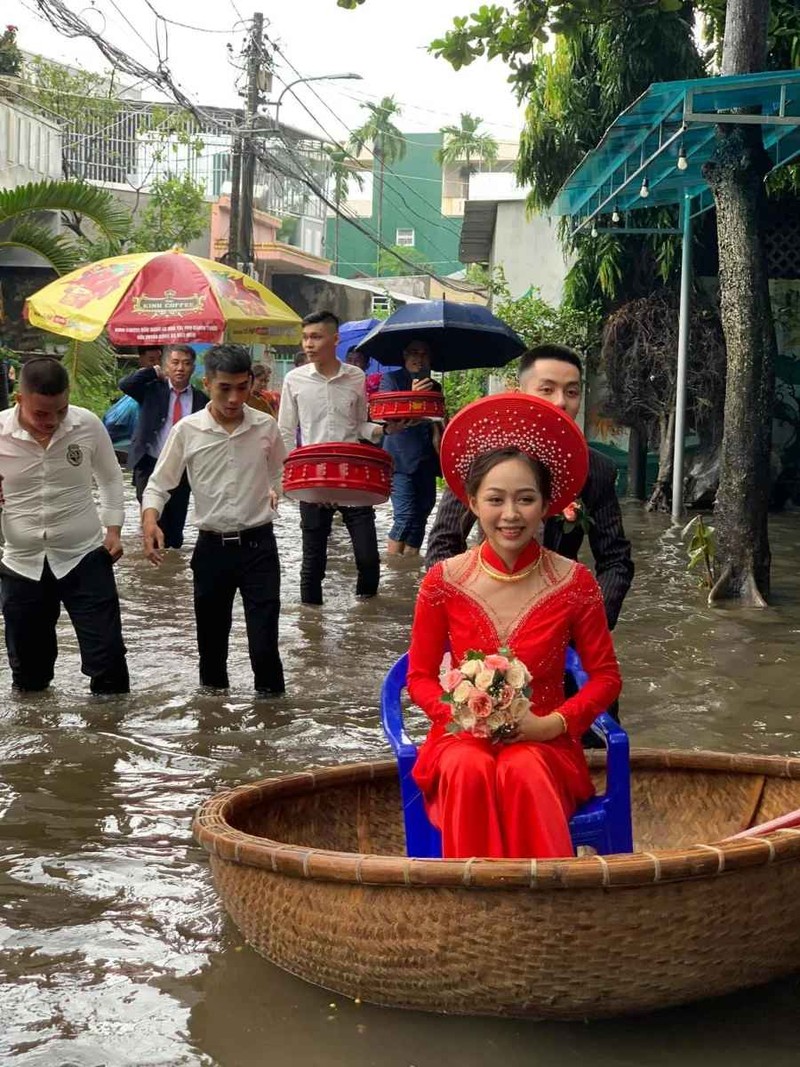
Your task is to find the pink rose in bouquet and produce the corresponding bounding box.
[439,647,532,740]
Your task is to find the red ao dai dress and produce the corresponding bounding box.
[407,541,622,859]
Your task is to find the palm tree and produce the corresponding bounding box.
[348,96,406,275]
[436,113,499,193]
[324,145,363,274]
[0,179,132,402]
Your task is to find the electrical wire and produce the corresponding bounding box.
[103,0,162,62]
[25,0,478,291]
[141,0,245,35]
[266,37,465,239]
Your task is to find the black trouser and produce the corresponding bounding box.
[133,455,191,550]
[191,523,284,692]
[0,548,129,693]
[299,502,379,605]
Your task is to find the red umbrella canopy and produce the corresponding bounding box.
[25,249,302,346]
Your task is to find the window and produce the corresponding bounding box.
[395,228,415,247]
[372,294,392,314]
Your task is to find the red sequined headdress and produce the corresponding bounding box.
[440,393,589,514]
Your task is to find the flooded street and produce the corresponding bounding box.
[2,490,800,1067]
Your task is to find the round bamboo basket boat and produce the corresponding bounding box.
[193,749,800,1020]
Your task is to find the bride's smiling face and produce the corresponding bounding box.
[469,456,549,558]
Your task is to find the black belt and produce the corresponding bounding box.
[198,522,274,546]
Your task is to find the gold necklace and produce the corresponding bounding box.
[478,544,542,583]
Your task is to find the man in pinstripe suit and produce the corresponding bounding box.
[426,343,633,632]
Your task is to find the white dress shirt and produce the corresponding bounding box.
[152,386,193,458]
[277,361,383,455]
[0,404,125,580]
[142,404,286,532]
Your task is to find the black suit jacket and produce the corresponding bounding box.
[119,367,207,471]
[425,448,634,630]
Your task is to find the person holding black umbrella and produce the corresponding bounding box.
[379,338,443,557]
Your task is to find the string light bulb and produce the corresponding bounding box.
[677,144,688,171]
[591,223,598,238]
[611,203,620,223]
[639,175,650,198]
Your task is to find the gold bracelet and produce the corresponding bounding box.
[554,712,568,737]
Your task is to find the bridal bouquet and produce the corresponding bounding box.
[440,649,532,740]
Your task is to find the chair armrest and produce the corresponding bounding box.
[380,653,417,760]
[591,711,630,800]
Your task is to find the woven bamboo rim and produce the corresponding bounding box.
[193,748,800,891]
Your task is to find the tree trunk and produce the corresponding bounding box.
[627,423,648,500]
[646,408,675,512]
[376,157,385,276]
[334,200,340,274]
[704,0,774,607]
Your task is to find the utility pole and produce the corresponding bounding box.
[238,11,264,276]
[226,124,242,265]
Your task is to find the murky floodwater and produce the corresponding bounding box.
[1,489,800,1067]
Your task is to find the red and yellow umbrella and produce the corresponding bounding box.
[25,248,302,347]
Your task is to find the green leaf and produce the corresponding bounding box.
[0,224,83,275]
[681,515,700,539]
[0,179,130,242]
[688,548,707,570]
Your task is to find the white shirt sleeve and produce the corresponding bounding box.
[265,420,287,489]
[91,414,125,528]
[142,423,187,517]
[277,375,299,454]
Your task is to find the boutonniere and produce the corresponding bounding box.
[557,498,593,534]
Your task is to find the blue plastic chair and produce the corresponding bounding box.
[380,647,633,858]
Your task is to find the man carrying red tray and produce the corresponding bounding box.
[278,311,409,606]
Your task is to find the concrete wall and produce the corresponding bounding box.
[491,202,572,304]
[0,101,63,270]
[271,274,372,326]
[0,100,61,190]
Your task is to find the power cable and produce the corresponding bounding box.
[141,0,245,35]
[26,0,479,291]
[103,0,162,62]
[266,38,464,239]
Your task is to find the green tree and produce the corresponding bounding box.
[324,144,364,273]
[0,179,131,399]
[436,112,499,191]
[348,95,406,275]
[0,24,22,77]
[128,173,208,253]
[24,56,123,188]
[376,244,434,277]
[0,179,130,275]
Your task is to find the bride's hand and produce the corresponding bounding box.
[498,711,566,744]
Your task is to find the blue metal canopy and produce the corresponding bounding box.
[550,70,800,235]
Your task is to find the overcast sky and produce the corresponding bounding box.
[7,0,525,142]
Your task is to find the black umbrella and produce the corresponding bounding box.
[355,299,525,372]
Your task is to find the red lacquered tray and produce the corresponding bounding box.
[369,390,445,423]
[283,442,393,506]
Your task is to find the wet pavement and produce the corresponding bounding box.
[2,489,800,1066]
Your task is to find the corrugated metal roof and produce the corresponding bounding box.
[550,70,800,233]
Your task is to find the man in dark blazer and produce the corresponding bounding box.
[119,345,207,549]
[426,343,633,631]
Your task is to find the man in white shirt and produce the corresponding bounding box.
[278,311,395,606]
[142,345,286,696]
[0,357,129,693]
